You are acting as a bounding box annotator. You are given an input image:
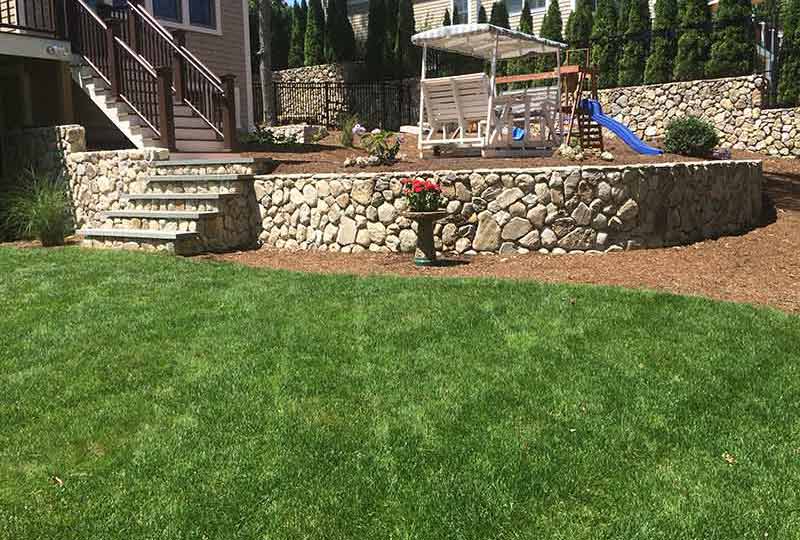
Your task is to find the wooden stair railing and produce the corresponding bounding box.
[110,0,237,150]
[66,0,175,150]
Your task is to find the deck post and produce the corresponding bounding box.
[104,18,122,99]
[556,47,562,145]
[172,30,186,102]
[221,74,238,151]
[127,0,141,53]
[156,66,177,151]
[417,44,427,158]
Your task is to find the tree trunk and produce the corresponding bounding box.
[258,0,275,126]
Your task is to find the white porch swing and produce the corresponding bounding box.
[410,23,567,158]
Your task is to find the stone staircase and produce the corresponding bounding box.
[79,158,266,254]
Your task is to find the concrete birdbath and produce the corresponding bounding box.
[400,177,449,266]
[403,210,451,266]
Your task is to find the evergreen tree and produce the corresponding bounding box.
[477,4,488,22]
[304,0,325,65]
[452,3,462,24]
[617,0,630,35]
[673,0,711,80]
[288,3,305,67]
[272,0,291,69]
[365,0,388,76]
[778,0,800,104]
[385,0,399,68]
[538,0,563,72]
[489,1,510,28]
[705,0,755,78]
[566,0,593,49]
[509,0,536,77]
[644,0,678,83]
[618,0,650,86]
[443,7,452,25]
[591,0,619,88]
[394,0,418,77]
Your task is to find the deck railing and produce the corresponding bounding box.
[0,0,64,37]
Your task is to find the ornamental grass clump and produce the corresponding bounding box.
[664,116,719,157]
[3,169,71,246]
[401,178,442,212]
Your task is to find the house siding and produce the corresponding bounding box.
[165,0,252,129]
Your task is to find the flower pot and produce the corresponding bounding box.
[402,210,450,266]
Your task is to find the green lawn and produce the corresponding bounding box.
[1,247,799,539]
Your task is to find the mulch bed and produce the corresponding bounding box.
[206,173,800,315]
[243,132,704,175]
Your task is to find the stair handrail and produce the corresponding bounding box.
[74,0,106,28]
[125,0,222,89]
[112,35,161,136]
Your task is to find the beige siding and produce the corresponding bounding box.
[172,0,252,128]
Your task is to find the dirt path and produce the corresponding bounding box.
[209,174,800,314]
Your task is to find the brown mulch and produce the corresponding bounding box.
[208,173,800,314]
[243,132,704,175]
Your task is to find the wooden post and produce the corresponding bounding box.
[127,0,141,53]
[556,47,562,145]
[54,0,67,39]
[104,18,122,98]
[156,66,176,151]
[172,30,186,102]
[221,74,238,151]
[485,37,498,149]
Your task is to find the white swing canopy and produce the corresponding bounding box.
[410,23,566,60]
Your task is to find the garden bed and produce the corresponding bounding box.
[245,132,703,175]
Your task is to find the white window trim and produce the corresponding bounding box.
[144,0,223,36]
[451,0,470,23]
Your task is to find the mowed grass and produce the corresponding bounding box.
[1,247,799,540]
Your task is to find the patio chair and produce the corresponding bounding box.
[418,72,491,155]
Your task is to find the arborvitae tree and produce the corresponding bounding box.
[591,0,619,88]
[673,0,711,80]
[443,7,452,25]
[304,0,325,65]
[538,0,563,72]
[566,0,593,49]
[324,0,341,62]
[394,0,418,77]
[365,0,388,76]
[489,1,510,28]
[705,0,755,78]
[385,0,399,67]
[618,0,650,86]
[509,0,536,77]
[273,0,291,69]
[778,0,800,104]
[452,3,462,24]
[617,0,630,35]
[644,0,678,83]
[477,4,488,22]
[288,3,305,67]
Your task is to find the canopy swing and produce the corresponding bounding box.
[410,24,568,158]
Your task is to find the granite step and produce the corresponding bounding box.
[101,210,219,220]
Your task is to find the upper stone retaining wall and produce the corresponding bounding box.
[273,62,368,84]
[253,161,763,255]
[597,75,799,158]
[0,125,86,184]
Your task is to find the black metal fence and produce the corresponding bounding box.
[253,80,418,131]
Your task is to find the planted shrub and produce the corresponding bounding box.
[3,170,71,246]
[664,116,720,157]
[339,114,358,147]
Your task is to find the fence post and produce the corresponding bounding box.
[172,30,186,102]
[221,74,238,151]
[104,17,122,98]
[381,82,386,129]
[272,82,279,125]
[156,66,176,151]
[397,82,403,131]
[324,83,330,127]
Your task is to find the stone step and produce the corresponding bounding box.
[101,210,219,220]
[79,228,199,240]
[145,174,252,183]
[151,157,268,176]
[123,192,236,201]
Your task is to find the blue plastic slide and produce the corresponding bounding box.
[581,99,663,155]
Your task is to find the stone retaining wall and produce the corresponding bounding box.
[273,62,367,84]
[0,125,85,184]
[253,161,762,255]
[597,75,800,157]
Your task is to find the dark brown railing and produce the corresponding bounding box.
[67,0,175,149]
[120,0,236,148]
[0,0,62,36]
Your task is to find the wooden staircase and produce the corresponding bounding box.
[65,0,237,152]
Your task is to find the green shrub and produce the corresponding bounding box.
[664,116,720,157]
[339,114,358,147]
[361,130,402,164]
[3,169,71,246]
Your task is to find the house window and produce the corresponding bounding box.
[153,0,181,22]
[532,0,545,9]
[188,0,215,27]
[452,0,468,23]
[505,0,545,14]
